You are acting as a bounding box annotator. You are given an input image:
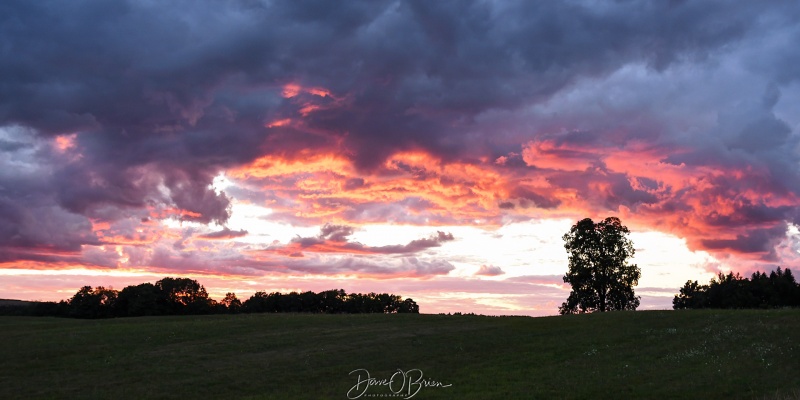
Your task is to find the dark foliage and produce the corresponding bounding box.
[241,290,419,314]
[116,283,163,317]
[68,286,118,319]
[219,292,242,314]
[0,300,67,316]
[155,277,214,315]
[560,217,641,314]
[673,267,800,309]
[0,277,419,318]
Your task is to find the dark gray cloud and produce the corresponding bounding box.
[510,187,562,209]
[371,231,455,254]
[0,128,100,258]
[702,224,788,261]
[290,224,455,255]
[319,223,355,242]
[197,228,248,240]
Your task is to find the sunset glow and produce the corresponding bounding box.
[2,1,799,316]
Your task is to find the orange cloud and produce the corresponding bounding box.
[204,135,800,273]
[281,83,332,99]
[230,151,353,179]
[522,139,599,171]
[265,118,292,128]
[281,83,301,98]
[54,133,78,152]
[229,150,517,224]
[152,207,204,220]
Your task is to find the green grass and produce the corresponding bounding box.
[0,310,798,399]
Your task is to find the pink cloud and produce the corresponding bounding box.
[475,265,505,276]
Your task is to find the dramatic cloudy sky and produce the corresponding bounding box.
[2,0,800,315]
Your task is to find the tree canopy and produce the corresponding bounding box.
[674,268,800,309]
[560,217,641,314]
[0,277,420,318]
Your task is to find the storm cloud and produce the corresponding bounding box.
[1,0,800,273]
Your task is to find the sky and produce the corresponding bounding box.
[2,0,800,316]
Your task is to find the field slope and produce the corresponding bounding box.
[1,309,798,399]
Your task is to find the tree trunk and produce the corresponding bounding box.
[599,262,607,312]
[599,287,606,312]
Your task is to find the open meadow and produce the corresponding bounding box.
[1,309,798,399]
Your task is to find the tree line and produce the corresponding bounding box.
[673,267,800,309]
[0,277,419,318]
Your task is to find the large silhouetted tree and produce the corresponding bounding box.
[155,277,213,314]
[559,217,641,314]
[67,286,118,318]
[116,283,162,316]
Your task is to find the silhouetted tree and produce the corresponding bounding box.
[219,292,242,313]
[673,267,800,309]
[398,298,420,313]
[375,293,396,313]
[300,291,321,312]
[706,272,754,308]
[771,267,800,307]
[68,286,118,318]
[560,217,641,314]
[749,272,776,308]
[282,291,303,312]
[319,289,346,313]
[345,292,383,313]
[673,280,709,309]
[243,291,270,313]
[155,277,213,314]
[115,283,163,317]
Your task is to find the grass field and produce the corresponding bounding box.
[0,309,798,399]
